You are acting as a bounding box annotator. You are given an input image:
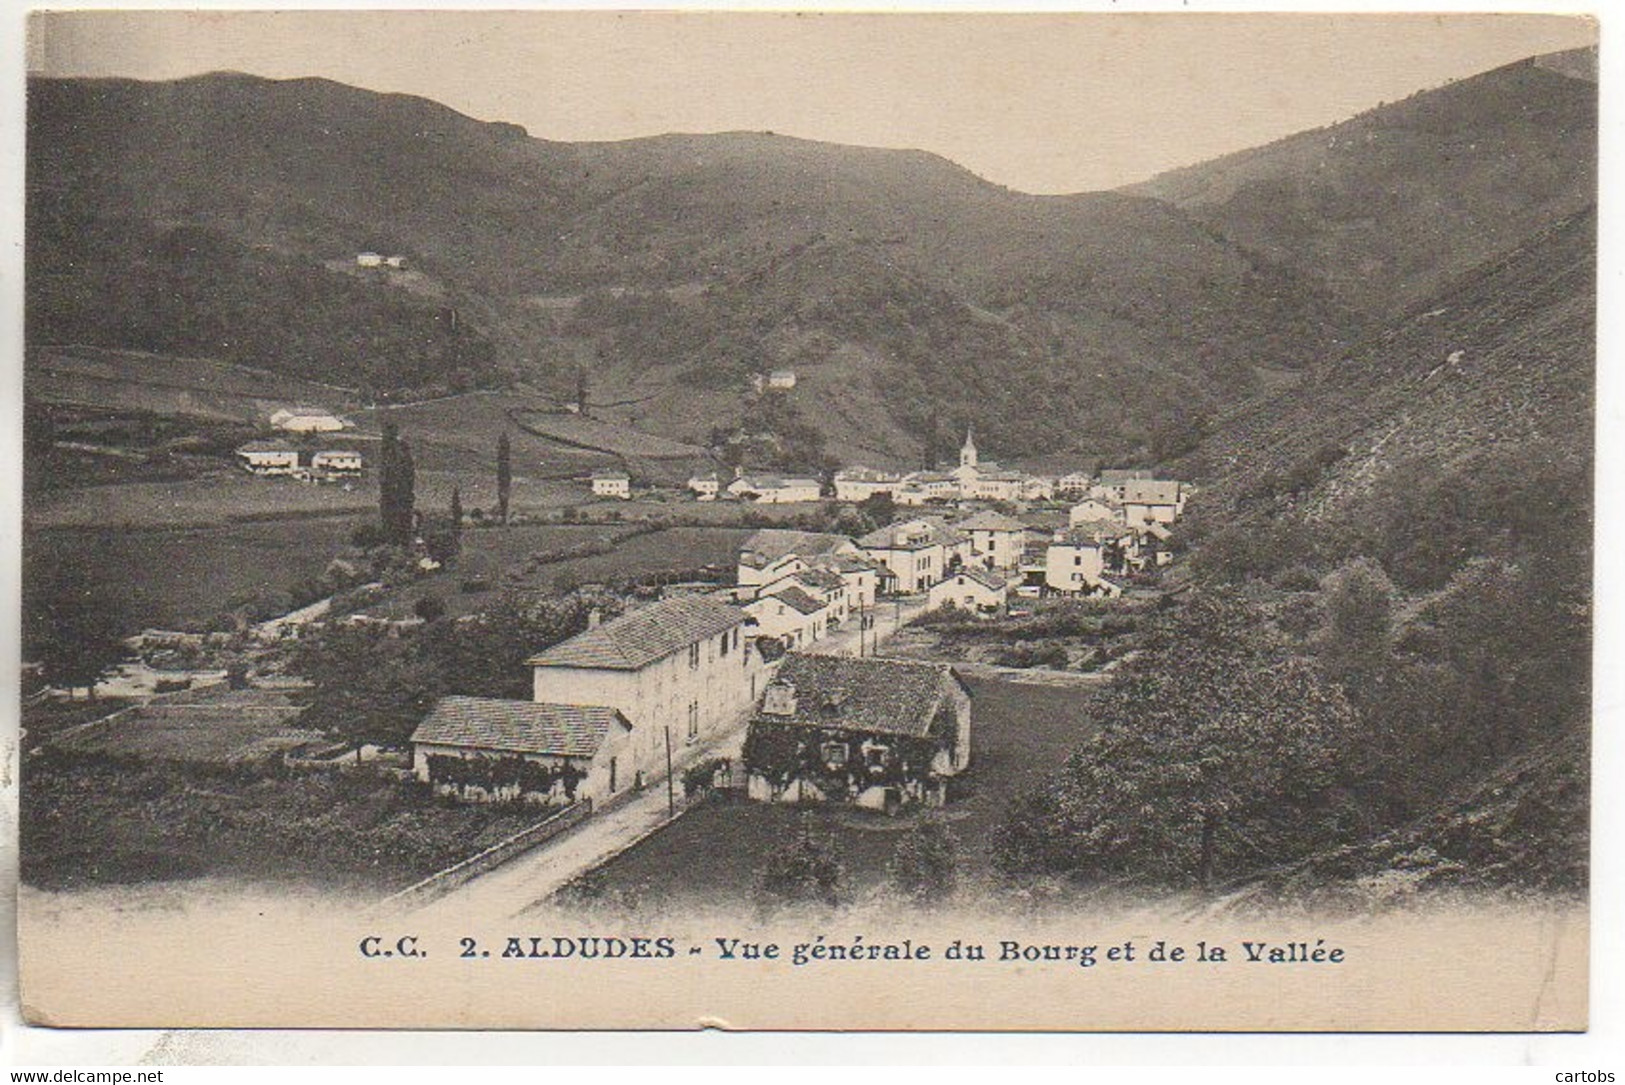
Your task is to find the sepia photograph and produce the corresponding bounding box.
[12,8,1600,1034]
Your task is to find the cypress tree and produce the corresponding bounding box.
[496,431,512,525]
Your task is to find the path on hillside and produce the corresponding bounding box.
[400,594,930,921]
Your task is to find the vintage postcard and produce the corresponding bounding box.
[15,9,1597,1031]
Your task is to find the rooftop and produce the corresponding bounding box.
[738,529,855,569]
[955,510,1029,532]
[948,566,1008,592]
[411,696,628,758]
[1122,479,1183,505]
[528,594,748,670]
[754,653,965,738]
[769,586,827,616]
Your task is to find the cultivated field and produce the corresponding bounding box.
[28,345,357,423]
[27,517,365,634]
[577,675,1100,907]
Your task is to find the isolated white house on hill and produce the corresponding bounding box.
[270,407,346,433]
[590,468,632,499]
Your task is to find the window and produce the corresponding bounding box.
[820,741,849,766]
[720,630,730,656]
[688,701,699,739]
[688,643,700,669]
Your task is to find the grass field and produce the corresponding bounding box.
[27,516,366,634]
[20,749,543,895]
[580,675,1100,908]
[28,345,357,423]
[363,524,754,620]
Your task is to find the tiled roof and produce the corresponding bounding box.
[858,520,966,551]
[836,465,899,480]
[956,510,1028,532]
[771,586,826,615]
[1122,479,1182,505]
[1054,527,1109,547]
[238,440,299,454]
[755,653,963,738]
[411,696,627,758]
[591,468,630,481]
[528,595,747,670]
[793,567,846,592]
[1100,469,1155,485]
[738,529,854,568]
[950,566,1008,592]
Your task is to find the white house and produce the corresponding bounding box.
[816,553,884,611]
[727,474,822,504]
[736,529,861,593]
[742,586,829,650]
[270,407,346,433]
[954,509,1030,572]
[858,518,969,594]
[1056,471,1096,499]
[1069,497,1124,526]
[1044,527,1131,596]
[688,472,721,500]
[928,566,1009,616]
[411,696,633,806]
[1091,469,1155,504]
[384,255,408,269]
[590,468,632,500]
[356,252,384,268]
[528,596,758,787]
[743,654,973,810]
[833,466,903,503]
[237,440,301,475]
[1121,479,1185,526]
[1021,476,1057,502]
[312,449,363,476]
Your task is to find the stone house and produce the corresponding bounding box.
[742,653,972,810]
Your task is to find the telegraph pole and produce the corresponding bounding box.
[664,725,676,818]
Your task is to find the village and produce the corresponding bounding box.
[31,403,1189,913]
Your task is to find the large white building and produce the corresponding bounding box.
[727,474,822,504]
[954,509,1030,572]
[858,518,970,594]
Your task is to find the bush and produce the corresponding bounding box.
[414,595,448,622]
[757,816,844,909]
[889,817,958,905]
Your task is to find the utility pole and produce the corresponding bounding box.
[664,725,676,818]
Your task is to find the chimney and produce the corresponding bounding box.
[587,608,602,630]
[761,681,797,717]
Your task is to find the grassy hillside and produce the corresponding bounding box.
[1129,49,1597,315]
[27,72,1353,464]
[1190,205,1594,514]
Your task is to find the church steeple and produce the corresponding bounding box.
[960,425,978,469]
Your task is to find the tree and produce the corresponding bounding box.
[24,578,128,700]
[291,623,443,748]
[994,592,1359,892]
[889,817,958,905]
[450,486,464,531]
[378,419,401,539]
[496,431,512,525]
[378,420,416,545]
[757,814,844,909]
[1317,557,1397,691]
